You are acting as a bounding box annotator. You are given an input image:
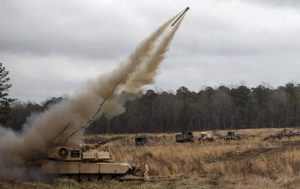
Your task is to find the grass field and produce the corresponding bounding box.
[2,176,300,189]
[107,128,300,177]
[2,128,300,189]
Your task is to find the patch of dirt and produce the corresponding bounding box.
[205,141,300,163]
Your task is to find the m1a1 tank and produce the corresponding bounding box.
[30,138,146,181]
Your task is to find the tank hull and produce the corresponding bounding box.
[38,160,131,175]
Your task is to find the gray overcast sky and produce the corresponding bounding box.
[1,0,300,102]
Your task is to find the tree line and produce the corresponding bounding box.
[6,83,300,133]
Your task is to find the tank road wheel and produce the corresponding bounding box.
[112,174,125,181]
[79,174,89,182]
[69,174,80,182]
[89,175,99,181]
[60,175,69,180]
[97,174,103,180]
[102,174,112,180]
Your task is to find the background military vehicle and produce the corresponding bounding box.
[199,132,214,142]
[225,131,240,140]
[135,135,147,146]
[176,131,194,143]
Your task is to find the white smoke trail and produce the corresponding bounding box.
[123,14,186,93]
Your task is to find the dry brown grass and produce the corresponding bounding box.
[99,128,300,179]
[4,128,300,188]
[3,175,300,189]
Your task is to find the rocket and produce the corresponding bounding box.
[171,7,189,27]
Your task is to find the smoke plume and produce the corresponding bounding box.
[0,11,186,179]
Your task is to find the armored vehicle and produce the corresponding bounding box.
[135,136,147,146]
[29,141,145,180]
[225,131,240,140]
[199,132,214,142]
[176,131,194,143]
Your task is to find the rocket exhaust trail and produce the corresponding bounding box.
[124,11,187,92]
[57,12,184,144]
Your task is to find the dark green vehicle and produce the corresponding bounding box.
[176,132,194,143]
[225,131,240,140]
[135,136,147,146]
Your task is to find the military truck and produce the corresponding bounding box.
[176,131,194,143]
[199,132,214,142]
[225,131,240,140]
[135,136,147,146]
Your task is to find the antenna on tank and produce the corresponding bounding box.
[64,78,123,144]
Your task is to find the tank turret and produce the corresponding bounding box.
[47,146,111,162]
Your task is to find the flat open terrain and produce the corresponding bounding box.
[2,128,300,189]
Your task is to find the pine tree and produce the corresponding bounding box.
[0,63,15,124]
